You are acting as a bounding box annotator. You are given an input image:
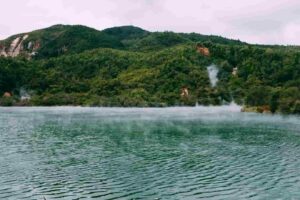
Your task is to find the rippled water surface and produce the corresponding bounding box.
[0,107,300,200]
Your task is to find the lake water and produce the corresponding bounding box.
[0,107,300,200]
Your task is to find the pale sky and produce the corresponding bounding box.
[1,0,300,45]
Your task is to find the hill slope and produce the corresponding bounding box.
[0,25,299,114]
[0,25,124,59]
[0,24,245,58]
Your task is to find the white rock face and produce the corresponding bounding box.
[8,37,21,57]
[1,34,29,57]
[232,67,238,76]
[27,41,33,49]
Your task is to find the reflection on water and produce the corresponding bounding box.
[0,107,300,199]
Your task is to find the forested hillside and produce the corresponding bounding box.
[0,25,299,114]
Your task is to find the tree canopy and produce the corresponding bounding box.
[0,25,299,114]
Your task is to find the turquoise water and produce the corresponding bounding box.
[0,107,300,200]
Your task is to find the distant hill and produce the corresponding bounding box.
[0,25,124,58]
[0,24,299,114]
[0,24,245,58]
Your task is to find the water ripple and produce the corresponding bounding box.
[0,107,300,199]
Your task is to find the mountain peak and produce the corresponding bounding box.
[102,25,149,40]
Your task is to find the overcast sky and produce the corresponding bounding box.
[1,0,300,45]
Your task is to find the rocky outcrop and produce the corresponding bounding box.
[232,67,238,76]
[27,41,40,57]
[196,44,210,56]
[0,34,31,57]
[3,92,12,97]
[9,37,21,57]
[32,41,40,51]
[181,87,189,98]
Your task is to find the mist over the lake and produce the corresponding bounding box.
[1,0,300,199]
[1,107,300,199]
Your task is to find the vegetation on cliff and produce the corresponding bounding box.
[0,25,299,114]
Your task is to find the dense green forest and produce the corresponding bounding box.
[0,25,299,114]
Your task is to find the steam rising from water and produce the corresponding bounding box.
[207,64,219,87]
[1,104,243,121]
[0,107,300,199]
[19,88,31,100]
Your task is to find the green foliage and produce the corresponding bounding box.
[102,26,149,40]
[34,25,124,58]
[0,96,14,106]
[125,32,190,51]
[0,25,299,113]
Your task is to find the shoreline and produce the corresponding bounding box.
[0,103,297,115]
